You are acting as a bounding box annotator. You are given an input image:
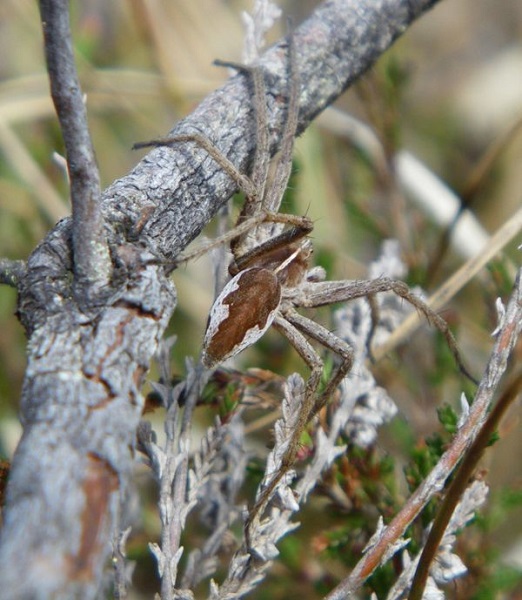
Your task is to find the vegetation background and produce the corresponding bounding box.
[0,0,521,597]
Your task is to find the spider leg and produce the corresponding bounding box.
[213,39,301,252]
[133,132,258,200]
[301,277,476,383]
[262,33,300,214]
[284,308,354,418]
[245,314,323,545]
[213,59,270,221]
[364,293,380,363]
[175,211,311,266]
[244,309,353,547]
[134,58,270,239]
[134,49,308,269]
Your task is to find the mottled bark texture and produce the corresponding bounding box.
[0,0,440,597]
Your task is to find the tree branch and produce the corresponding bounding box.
[39,0,111,299]
[0,259,26,288]
[409,368,522,600]
[0,1,444,597]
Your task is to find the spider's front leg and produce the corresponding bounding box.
[245,308,354,546]
[284,308,355,417]
[301,277,476,382]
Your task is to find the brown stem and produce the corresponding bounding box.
[326,270,522,599]
[408,370,522,600]
[39,0,111,300]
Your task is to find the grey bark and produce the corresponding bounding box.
[0,0,440,597]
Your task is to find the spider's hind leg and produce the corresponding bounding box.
[304,276,476,384]
[244,309,354,549]
[283,309,355,418]
[364,293,381,363]
[244,315,324,546]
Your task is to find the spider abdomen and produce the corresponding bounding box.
[202,267,281,368]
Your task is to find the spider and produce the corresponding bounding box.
[135,36,472,544]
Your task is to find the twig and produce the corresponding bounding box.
[325,268,522,599]
[0,258,26,288]
[408,369,522,600]
[140,345,213,599]
[387,480,488,599]
[461,113,522,203]
[160,363,208,599]
[112,527,133,600]
[39,0,111,298]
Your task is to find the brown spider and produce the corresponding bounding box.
[135,36,472,544]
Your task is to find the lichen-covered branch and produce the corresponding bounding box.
[0,259,26,287]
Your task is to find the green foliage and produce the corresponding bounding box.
[437,402,459,436]
[471,564,522,600]
[487,257,517,296]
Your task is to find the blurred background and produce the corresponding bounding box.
[1,1,521,597]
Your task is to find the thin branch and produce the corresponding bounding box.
[325,268,522,599]
[112,527,133,599]
[0,258,26,288]
[161,364,208,600]
[39,0,111,298]
[461,113,522,204]
[408,369,522,600]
